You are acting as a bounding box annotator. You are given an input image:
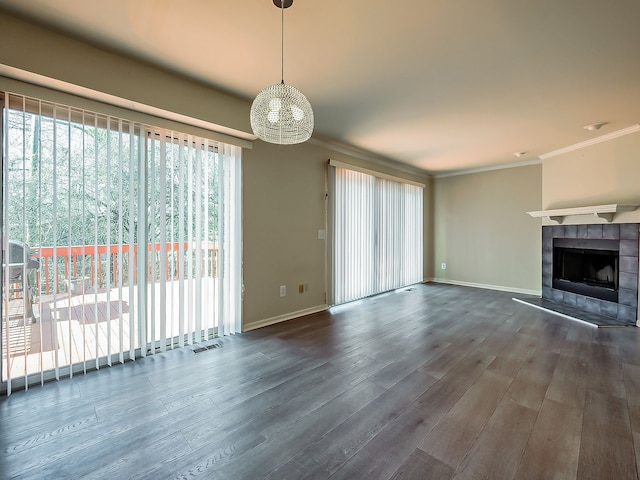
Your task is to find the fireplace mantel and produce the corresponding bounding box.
[527,204,638,224]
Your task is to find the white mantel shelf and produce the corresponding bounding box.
[527,204,638,224]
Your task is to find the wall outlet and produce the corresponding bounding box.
[441,262,447,270]
[279,285,286,297]
[299,284,305,293]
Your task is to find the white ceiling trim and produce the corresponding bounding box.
[308,136,431,179]
[433,158,542,179]
[539,124,640,160]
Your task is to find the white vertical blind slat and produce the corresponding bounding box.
[158,132,168,352]
[220,143,242,335]
[136,125,147,357]
[80,111,87,373]
[37,100,45,384]
[117,119,125,363]
[105,117,112,366]
[217,145,226,336]
[187,138,194,344]
[168,133,176,350]
[52,103,60,379]
[195,141,203,342]
[92,112,101,369]
[148,132,156,354]
[203,139,211,335]
[177,139,185,348]
[21,96,28,386]
[128,123,136,360]
[66,104,73,376]
[1,93,9,395]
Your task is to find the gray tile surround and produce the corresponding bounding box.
[542,223,639,325]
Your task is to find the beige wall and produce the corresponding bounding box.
[542,132,640,224]
[433,165,542,294]
[243,143,432,329]
[242,141,329,327]
[0,11,432,330]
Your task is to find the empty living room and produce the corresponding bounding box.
[1,1,640,479]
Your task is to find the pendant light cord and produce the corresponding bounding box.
[281,0,285,84]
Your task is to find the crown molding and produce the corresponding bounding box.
[307,136,431,179]
[433,158,541,179]
[539,124,640,160]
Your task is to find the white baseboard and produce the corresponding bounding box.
[431,278,541,297]
[243,280,541,331]
[243,304,329,332]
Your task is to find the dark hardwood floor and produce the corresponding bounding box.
[1,283,639,479]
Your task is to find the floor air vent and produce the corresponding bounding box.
[193,343,221,354]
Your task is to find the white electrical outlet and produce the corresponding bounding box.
[279,285,286,297]
[441,262,447,270]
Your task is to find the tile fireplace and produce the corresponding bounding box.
[542,223,639,325]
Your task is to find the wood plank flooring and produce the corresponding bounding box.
[1,283,639,479]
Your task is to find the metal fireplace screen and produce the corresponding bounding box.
[552,238,619,303]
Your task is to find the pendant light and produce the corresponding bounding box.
[250,0,313,145]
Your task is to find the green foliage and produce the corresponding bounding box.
[4,107,220,290]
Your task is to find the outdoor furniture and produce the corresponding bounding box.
[2,240,39,324]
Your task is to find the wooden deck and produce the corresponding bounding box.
[2,278,217,381]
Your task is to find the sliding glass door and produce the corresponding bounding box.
[330,163,423,305]
[1,93,241,394]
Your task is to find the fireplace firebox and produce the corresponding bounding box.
[552,238,619,302]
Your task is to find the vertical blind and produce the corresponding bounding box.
[1,92,242,394]
[331,163,423,305]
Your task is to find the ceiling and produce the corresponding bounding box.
[1,0,639,175]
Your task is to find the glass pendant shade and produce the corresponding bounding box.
[250,82,314,144]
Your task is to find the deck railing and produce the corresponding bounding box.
[33,242,218,295]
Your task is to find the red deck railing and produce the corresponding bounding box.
[33,242,218,295]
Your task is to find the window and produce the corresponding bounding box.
[329,161,423,305]
[1,93,242,394]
